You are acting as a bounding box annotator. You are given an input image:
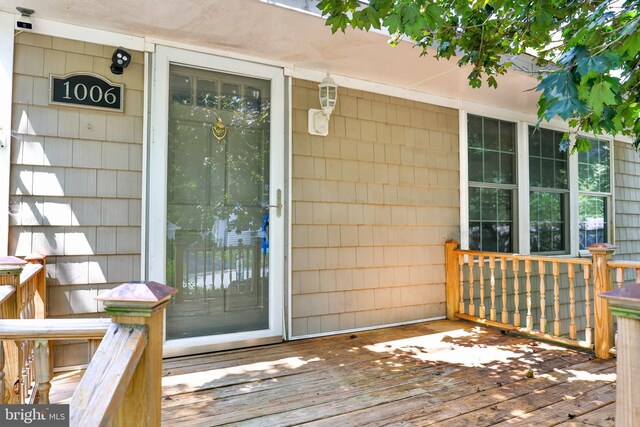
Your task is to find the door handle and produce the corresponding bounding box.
[267,189,282,217]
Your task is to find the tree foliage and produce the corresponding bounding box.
[317,0,640,151]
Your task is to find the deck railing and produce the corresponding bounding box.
[0,281,175,426]
[0,254,47,403]
[445,241,623,359]
[0,318,110,403]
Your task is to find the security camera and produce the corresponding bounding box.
[110,47,132,75]
[16,7,34,31]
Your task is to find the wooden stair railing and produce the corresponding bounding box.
[0,254,47,403]
[0,318,110,403]
[0,281,175,426]
[71,281,176,426]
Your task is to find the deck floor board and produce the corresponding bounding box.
[49,320,617,426]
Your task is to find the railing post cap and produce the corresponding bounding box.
[587,243,617,253]
[445,239,460,245]
[25,252,45,262]
[96,281,177,309]
[601,285,640,317]
[0,256,27,266]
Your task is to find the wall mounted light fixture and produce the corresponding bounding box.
[110,47,132,75]
[308,74,338,136]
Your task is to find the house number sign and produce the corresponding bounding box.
[50,73,124,112]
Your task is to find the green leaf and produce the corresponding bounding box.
[588,80,617,116]
[576,55,610,78]
[537,70,578,99]
[535,2,555,28]
[402,2,420,26]
[543,97,588,121]
[487,76,498,88]
[425,4,446,29]
[620,31,640,59]
[366,6,382,30]
[382,13,402,34]
[326,14,349,33]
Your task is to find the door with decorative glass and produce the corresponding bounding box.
[148,47,285,357]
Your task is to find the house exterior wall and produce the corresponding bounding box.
[290,79,460,337]
[614,140,640,261]
[8,33,143,364]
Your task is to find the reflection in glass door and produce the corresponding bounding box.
[165,65,271,340]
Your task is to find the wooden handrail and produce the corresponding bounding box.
[70,323,147,426]
[18,264,43,288]
[0,319,110,340]
[453,248,592,266]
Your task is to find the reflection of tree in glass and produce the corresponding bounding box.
[530,192,564,253]
[167,69,271,247]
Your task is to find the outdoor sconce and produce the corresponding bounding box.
[308,74,338,136]
[110,47,131,75]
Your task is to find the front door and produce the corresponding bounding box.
[148,46,285,357]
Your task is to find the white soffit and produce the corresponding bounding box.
[1,0,542,114]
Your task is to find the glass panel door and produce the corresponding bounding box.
[148,46,284,357]
[165,65,271,340]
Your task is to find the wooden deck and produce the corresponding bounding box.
[51,320,617,426]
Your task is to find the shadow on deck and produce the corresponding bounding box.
[51,320,617,426]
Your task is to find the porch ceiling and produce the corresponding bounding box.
[1,0,541,114]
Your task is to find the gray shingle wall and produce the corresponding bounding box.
[614,141,640,261]
[8,33,143,361]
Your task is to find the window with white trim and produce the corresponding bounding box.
[578,138,611,250]
[467,114,516,252]
[529,126,568,254]
[464,113,613,255]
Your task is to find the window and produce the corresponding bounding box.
[529,127,568,253]
[464,113,613,255]
[578,138,611,250]
[467,115,516,252]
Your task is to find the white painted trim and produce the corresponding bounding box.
[163,330,283,358]
[290,68,461,110]
[459,110,469,250]
[461,100,634,144]
[609,140,616,245]
[568,134,580,256]
[290,316,447,340]
[140,51,151,279]
[0,12,14,256]
[11,14,145,50]
[148,45,286,351]
[517,122,530,255]
[147,46,169,288]
[286,76,293,340]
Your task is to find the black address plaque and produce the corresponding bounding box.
[50,73,124,112]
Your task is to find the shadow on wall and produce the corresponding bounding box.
[8,104,142,316]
